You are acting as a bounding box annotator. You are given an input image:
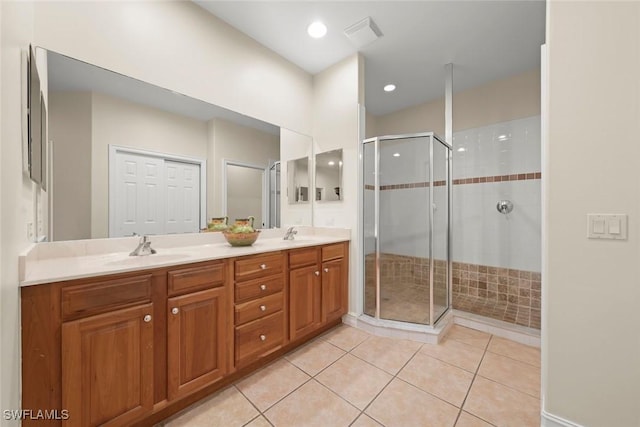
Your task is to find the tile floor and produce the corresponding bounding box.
[161,324,541,427]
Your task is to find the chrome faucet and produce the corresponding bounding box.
[283,226,297,240]
[130,235,157,256]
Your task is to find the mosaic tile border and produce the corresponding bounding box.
[364,172,541,191]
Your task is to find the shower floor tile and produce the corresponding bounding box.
[160,324,541,427]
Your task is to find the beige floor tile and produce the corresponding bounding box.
[464,377,540,427]
[455,411,494,427]
[447,325,491,349]
[264,380,359,427]
[351,414,383,427]
[236,359,310,411]
[321,324,371,351]
[245,416,273,427]
[316,353,393,409]
[398,352,474,407]
[366,378,459,427]
[477,352,540,398]
[285,339,346,376]
[350,335,422,375]
[487,337,541,367]
[420,338,485,373]
[164,386,258,427]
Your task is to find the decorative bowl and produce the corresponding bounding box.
[222,230,261,247]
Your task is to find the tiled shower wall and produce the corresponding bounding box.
[364,116,541,329]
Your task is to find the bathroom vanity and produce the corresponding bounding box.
[20,231,349,426]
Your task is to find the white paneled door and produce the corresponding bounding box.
[112,150,201,237]
[165,160,201,235]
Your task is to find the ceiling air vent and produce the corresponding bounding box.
[344,17,383,49]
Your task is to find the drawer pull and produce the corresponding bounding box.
[324,268,329,273]
[143,314,152,323]
[171,307,179,315]
[260,305,266,311]
[260,284,267,291]
[260,264,267,270]
[315,271,320,276]
[260,334,266,341]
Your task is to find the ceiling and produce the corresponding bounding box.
[195,1,546,116]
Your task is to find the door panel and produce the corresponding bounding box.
[322,258,346,323]
[165,161,201,234]
[289,265,321,341]
[62,304,154,427]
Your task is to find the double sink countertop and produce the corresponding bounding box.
[19,227,351,287]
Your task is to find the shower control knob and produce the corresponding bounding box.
[496,200,514,214]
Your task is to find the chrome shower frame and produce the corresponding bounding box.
[361,132,452,327]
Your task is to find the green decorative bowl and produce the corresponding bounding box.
[222,230,261,247]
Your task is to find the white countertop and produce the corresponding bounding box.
[19,227,350,287]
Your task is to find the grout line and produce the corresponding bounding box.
[454,335,493,426]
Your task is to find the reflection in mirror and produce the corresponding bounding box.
[315,149,342,202]
[43,48,303,240]
[287,157,310,204]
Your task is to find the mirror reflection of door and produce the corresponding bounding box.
[110,148,203,237]
[225,162,267,228]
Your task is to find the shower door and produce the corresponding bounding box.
[363,133,451,326]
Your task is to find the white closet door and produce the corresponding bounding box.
[114,152,165,237]
[165,161,200,234]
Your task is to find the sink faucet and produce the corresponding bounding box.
[283,226,297,240]
[130,235,157,256]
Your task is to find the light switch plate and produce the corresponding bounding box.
[587,214,628,240]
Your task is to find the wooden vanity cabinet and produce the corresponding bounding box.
[21,242,348,427]
[289,242,349,342]
[233,252,287,368]
[166,261,230,401]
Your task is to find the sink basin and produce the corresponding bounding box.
[105,253,190,267]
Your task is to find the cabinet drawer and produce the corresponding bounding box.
[235,292,283,325]
[61,275,152,320]
[289,247,318,269]
[168,262,225,296]
[235,311,284,364]
[322,243,345,262]
[235,275,284,303]
[235,253,284,281]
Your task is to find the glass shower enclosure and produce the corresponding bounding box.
[363,133,452,326]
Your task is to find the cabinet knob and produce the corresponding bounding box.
[171,307,179,315]
[260,305,266,311]
[315,271,320,276]
[143,314,152,323]
[324,268,329,273]
[260,264,267,270]
[260,334,266,341]
[260,284,267,291]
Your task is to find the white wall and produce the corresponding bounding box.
[33,1,313,135]
[544,2,640,426]
[49,91,92,240]
[1,2,35,425]
[91,92,208,237]
[311,54,362,314]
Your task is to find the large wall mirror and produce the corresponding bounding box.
[41,48,312,241]
[315,149,342,202]
[287,157,310,204]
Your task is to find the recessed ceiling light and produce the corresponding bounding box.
[393,153,400,157]
[498,134,509,141]
[308,21,327,39]
[328,161,335,166]
[457,147,466,152]
[384,84,396,92]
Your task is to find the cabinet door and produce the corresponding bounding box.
[289,265,321,341]
[167,287,228,400]
[322,258,347,323]
[62,304,154,427]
